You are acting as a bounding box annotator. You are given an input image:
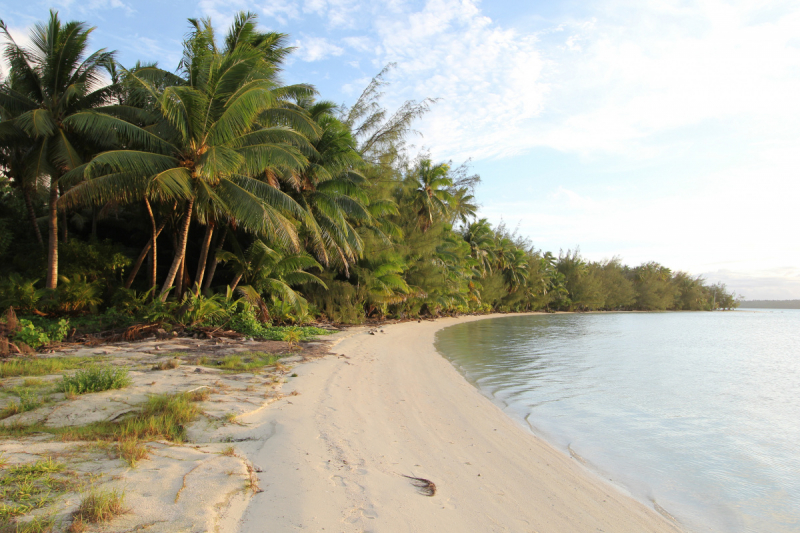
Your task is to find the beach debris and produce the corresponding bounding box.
[403,475,437,497]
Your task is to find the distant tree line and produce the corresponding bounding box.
[0,11,740,331]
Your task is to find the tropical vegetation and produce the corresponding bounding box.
[0,11,739,350]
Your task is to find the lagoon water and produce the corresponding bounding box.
[435,311,800,533]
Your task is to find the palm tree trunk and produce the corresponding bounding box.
[145,198,158,294]
[202,225,227,293]
[59,184,68,243]
[45,181,59,290]
[124,203,167,290]
[23,188,44,247]
[230,272,244,292]
[160,199,193,301]
[193,220,215,295]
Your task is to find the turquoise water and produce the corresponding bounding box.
[434,311,800,533]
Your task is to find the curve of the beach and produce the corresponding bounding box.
[224,313,684,533]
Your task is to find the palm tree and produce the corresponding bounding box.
[217,236,326,314]
[463,218,496,275]
[410,159,453,233]
[62,14,315,300]
[279,100,376,274]
[0,11,116,289]
[448,187,478,228]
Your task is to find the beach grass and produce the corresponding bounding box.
[0,392,202,444]
[200,351,282,373]
[57,367,131,395]
[68,487,125,532]
[0,357,107,379]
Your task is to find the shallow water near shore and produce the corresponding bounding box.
[435,311,800,533]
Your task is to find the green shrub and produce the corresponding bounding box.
[52,274,103,313]
[0,274,46,313]
[13,320,51,350]
[57,366,131,395]
[12,318,69,350]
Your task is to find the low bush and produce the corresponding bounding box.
[12,319,69,350]
[57,367,131,395]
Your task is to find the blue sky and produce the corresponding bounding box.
[2,0,799,299]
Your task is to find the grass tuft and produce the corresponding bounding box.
[117,439,149,468]
[151,358,180,371]
[201,352,282,373]
[68,488,125,531]
[57,367,131,395]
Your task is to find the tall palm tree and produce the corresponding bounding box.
[279,100,376,274]
[448,187,478,228]
[62,14,316,300]
[410,159,453,233]
[0,11,115,288]
[463,218,496,276]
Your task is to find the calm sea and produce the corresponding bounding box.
[434,311,800,533]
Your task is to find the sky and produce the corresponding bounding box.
[1,0,799,299]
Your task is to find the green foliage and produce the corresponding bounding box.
[0,10,739,328]
[11,319,67,350]
[52,274,103,313]
[57,366,131,395]
[0,276,46,314]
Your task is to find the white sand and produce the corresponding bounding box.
[229,315,684,533]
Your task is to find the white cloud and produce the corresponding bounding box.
[302,0,361,28]
[342,35,372,52]
[294,35,345,61]
[371,0,549,161]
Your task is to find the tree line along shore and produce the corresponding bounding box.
[0,10,739,353]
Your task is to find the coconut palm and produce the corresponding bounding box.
[0,11,116,288]
[217,236,326,314]
[448,187,478,228]
[410,159,453,233]
[61,14,316,300]
[463,218,496,276]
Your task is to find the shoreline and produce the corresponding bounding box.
[228,313,684,532]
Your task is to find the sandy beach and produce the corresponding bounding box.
[228,314,684,533]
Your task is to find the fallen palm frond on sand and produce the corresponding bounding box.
[402,474,436,497]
